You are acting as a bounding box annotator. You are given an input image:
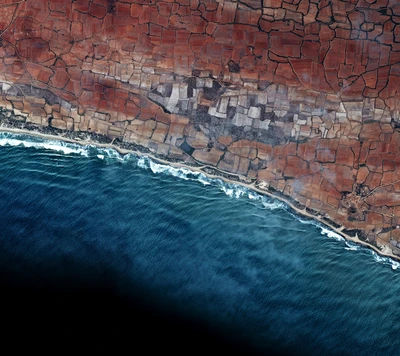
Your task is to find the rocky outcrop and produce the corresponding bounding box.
[1,0,400,256]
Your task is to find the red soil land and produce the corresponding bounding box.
[1,0,400,256]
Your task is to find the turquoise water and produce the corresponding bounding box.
[0,131,399,354]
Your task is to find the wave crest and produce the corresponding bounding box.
[0,132,89,156]
[1,131,399,270]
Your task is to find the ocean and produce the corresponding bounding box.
[0,131,399,354]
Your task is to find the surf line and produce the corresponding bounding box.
[0,126,399,268]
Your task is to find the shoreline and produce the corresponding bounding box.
[1,125,400,265]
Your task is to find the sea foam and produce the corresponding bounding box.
[1,131,399,271]
[0,132,89,156]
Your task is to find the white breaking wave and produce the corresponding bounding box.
[137,156,287,209]
[101,147,132,162]
[0,132,89,156]
[320,227,345,242]
[320,226,400,271]
[344,241,360,251]
[0,132,294,211]
[248,190,284,209]
[137,156,211,185]
[290,211,400,271]
[220,185,247,198]
[371,251,400,271]
[322,228,400,271]
[1,131,399,271]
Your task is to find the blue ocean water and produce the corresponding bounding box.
[0,131,399,354]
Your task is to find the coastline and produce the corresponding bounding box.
[1,125,399,265]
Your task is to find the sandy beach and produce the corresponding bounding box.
[1,125,399,264]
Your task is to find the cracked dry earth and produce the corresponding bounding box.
[1,0,400,256]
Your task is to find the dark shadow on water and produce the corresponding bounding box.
[0,263,295,355]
